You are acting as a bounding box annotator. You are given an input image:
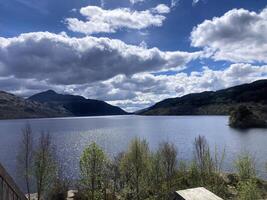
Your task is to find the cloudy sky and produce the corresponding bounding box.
[0,0,267,111]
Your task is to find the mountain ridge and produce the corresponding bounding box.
[139,79,267,117]
[0,91,71,119]
[29,90,128,116]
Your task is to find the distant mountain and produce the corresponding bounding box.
[140,80,267,117]
[29,90,128,116]
[0,91,71,119]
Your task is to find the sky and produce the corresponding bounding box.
[0,0,267,111]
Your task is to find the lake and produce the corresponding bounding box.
[0,115,267,191]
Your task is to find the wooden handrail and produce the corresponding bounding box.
[0,162,27,200]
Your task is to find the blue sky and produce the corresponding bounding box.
[0,0,267,111]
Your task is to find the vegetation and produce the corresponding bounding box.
[140,79,267,117]
[29,90,128,116]
[74,136,266,200]
[229,105,267,128]
[237,179,261,200]
[17,124,267,199]
[17,123,34,199]
[79,143,107,200]
[0,91,70,120]
[235,154,262,200]
[34,132,57,200]
[17,124,69,200]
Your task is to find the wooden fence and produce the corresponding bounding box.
[0,163,27,200]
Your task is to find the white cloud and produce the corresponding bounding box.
[2,54,266,112]
[152,4,170,14]
[191,8,267,63]
[65,5,170,35]
[100,0,105,7]
[129,0,145,4]
[98,63,267,111]
[0,32,200,86]
[192,0,200,6]
[171,0,179,8]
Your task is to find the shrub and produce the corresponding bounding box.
[237,179,261,200]
[235,153,256,181]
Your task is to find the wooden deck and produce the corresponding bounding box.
[172,187,223,200]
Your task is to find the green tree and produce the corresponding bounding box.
[17,123,34,200]
[120,138,150,200]
[80,142,107,200]
[34,132,57,200]
[159,142,177,197]
[110,153,124,198]
[149,151,164,199]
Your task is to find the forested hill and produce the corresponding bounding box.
[29,90,128,116]
[140,80,267,116]
[0,91,71,119]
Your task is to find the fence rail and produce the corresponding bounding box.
[0,163,27,200]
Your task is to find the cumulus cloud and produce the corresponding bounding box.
[65,5,170,35]
[191,8,267,63]
[48,63,265,111]
[0,32,199,86]
[2,58,266,111]
[96,63,267,111]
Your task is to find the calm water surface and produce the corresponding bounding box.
[0,115,266,190]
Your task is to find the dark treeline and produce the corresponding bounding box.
[17,124,267,200]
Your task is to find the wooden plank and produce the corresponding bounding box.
[0,162,27,200]
[176,187,223,200]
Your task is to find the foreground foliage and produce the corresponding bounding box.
[76,137,267,200]
[17,124,267,199]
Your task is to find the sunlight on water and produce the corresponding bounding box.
[0,115,267,190]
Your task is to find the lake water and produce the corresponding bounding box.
[0,115,267,191]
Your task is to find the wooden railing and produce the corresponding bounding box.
[0,163,27,200]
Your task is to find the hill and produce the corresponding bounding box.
[139,80,267,117]
[29,90,128,116]
[0,91,71,119]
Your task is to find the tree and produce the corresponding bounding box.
[192,136,227,198]
[159,142,177,193]
[17,123,34,200]
[79,142,107,200]
[110,152,124,198]
[34,132,57,200]
[120,138,150,200]
[47,158,69,200]
[193,135,213,175]
[149,151,164,199]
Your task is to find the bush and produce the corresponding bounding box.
[73,136,265,200]
[235,153,256,181]
[237,179,261,200]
